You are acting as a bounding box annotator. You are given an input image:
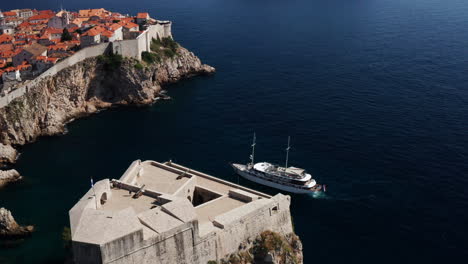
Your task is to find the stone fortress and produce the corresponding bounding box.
[70,160,294,264]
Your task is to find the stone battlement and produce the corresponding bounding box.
[69,160,294,264]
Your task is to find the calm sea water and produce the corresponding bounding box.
[1,0,468,263]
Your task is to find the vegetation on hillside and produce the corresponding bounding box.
[207,231,302,264]
[139,37,179,66]
[97,53,123,71]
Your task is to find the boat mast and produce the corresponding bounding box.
[285,136,291,170]
[250,132,256,166]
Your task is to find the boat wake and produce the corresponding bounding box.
[307,190,330,199]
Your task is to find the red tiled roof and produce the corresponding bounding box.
[101,30,114,38]
[29,13,54,21]
[79,8,109,18]
[3,67,17,72]
[0,50,19,58]
[45,28,64,34]
[17,64,32,71]
[67,26,79,33]
[47,57,59,62]
[119,21,138,29]
[137,13,149,19]
[109,23,122,31]
[18,21,32,28]
[0,34,13,44]
[82,26,106,37]
[35,55,47,61]
[38,10,55,15]
[3,11,17,17]
[28,35,40,40]
[0,44,13,52]
[48,44,68,50]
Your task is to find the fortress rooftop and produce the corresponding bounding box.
[69,160,293,264]
[70,160,273,243]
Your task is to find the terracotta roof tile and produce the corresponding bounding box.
[0,35,13,44]
[29,13,54,21]
[3,11,17,17]
[137,13,149,19]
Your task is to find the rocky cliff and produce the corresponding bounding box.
[215,231,303,264]
[0,46,214,148]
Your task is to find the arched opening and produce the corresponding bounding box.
[100,192,108,205]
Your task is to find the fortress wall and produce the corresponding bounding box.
[89,194,292,264]
[0,43,110,109]
[112,23,173,61]
[0,86,27,107]
[72,241,102,264]
[211,195,293,259]
[112,39,141,60]
[0,23,173,109]
[40,43,110,78]
[101,231,145,264]
[103,223,195,264]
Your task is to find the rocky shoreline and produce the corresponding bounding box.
[0,208,34,238]
[0,169,21,188]
[0,45,214,179]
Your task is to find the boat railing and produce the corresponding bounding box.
[250,170,312,189]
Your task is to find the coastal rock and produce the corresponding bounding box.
[217,231,304,264]
[0,169,21,188]
[0,143,18,165]
[0,208,34,238]
[0,45,215,147]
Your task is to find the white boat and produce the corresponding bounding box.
[231,134,323,194]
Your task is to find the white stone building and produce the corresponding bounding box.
[17,9,33,19]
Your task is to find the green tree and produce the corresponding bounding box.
[61,28,72,42]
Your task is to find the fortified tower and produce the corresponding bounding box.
[69,160,294,264]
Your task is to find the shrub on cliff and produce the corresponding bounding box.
[97,53,123,71]
[134,63,144,70]
[142,51,160,64]
[150,37,179,58]
[251,231,300,264]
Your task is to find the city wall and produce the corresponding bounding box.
[0,23,172,109]
[113,22,172,60]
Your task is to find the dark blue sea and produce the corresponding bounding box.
[1,0,468,263]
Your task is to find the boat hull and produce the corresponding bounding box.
[232,164,320,194]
